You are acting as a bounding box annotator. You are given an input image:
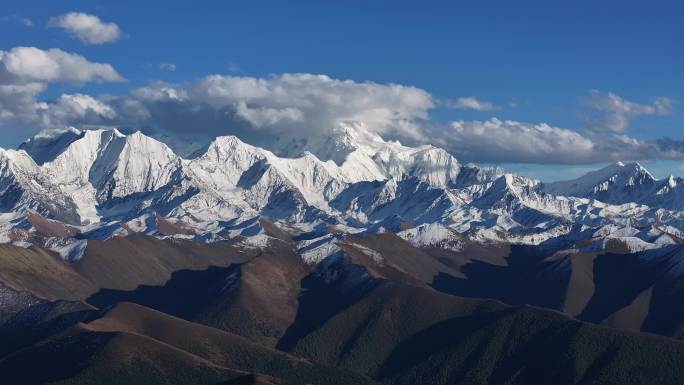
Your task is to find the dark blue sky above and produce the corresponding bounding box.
[1,0,682,180]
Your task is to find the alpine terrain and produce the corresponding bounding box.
[1,123,684,384]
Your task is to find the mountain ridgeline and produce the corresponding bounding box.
[2,124,684,384]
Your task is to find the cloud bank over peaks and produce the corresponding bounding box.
[430,118,684,164]
[92,75,684,165]
[105,73,435,147]
[2,66,682,166]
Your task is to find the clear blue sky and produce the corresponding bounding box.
[1,0,682,181]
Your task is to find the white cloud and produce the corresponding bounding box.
[0,47,122,131]
[0,83,46,124]
[48,12,121,45]
[442,118,596,163]
[446,96,496,111]
[3,69,684,165]
[234,101,304,127]
[108,73,434,146]
[0,47,124,84]
[581,91,676,132]
[0,89,118,131]
[41,94,116,126]
[159,63,177,71]
[0,90,118,131]
[409,118,684,164]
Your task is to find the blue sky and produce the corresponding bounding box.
[1,0,682,181]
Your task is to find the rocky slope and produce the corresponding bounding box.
[3,124,684,383]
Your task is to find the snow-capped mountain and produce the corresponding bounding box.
[3,124,684,261]
[543,161,684,210]
[0,147,81,223]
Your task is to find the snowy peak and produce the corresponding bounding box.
[0,147,80,224]
[473,173,530,209]
[27,129,185,224]
[272,121,385,164]
[190,134,347,212]
[269,120,465,188]
[0,147,38,171]
[540,161,684,210]
[374,145,462,187]
[200,135,263,165]
[42,128,180,195]
[189,134,269,189]
[542,162,658,203]
[101,131,182,197]
[45,129,124,186]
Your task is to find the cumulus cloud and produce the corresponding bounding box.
[40,94,116,127]
[441,119,596,163]
[0,47,123,84]
[0,88,118,132]
[159,62,177,71]
[417,118,683,164]
[101,73,434,146]
[48,12,122,45]
[446,96,496,111]
[0,47,122,131]
[581,91,676,132]
[391,117,684,165]
[0,83,46,124]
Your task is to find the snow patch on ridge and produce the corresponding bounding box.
[399,223,464,251]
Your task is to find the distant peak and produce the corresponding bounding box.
[336,121,385,145]
[622,162,655,178]
[200,135,260,161]
[595,161,652,178]
[211,134,251,148]
[125,130,167,144]
[270,120,389,164]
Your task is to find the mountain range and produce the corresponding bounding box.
[5,122,684,256]
[2,123,684,384]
